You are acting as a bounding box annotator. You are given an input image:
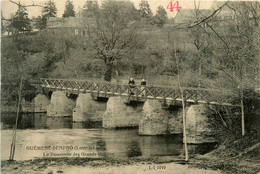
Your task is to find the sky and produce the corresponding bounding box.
[1,0,218,19]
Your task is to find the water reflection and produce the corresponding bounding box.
[1,113,216,161]
[45,116,72,129]
[126,140,142,157]
[139,135,183,157]
[188,143,217,158]
[1,113,102,130]
[98,129,185,159]
[100,129,143,159]
[73,122,102,129]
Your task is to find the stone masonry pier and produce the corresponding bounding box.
[103,97,142,128]
[186,105,217,144]
[34,94,50,113]
[73,93,106,122]
[21,94,50,113]
[139,100,168,135]
[47,91,75,117]
[30,89,218,144]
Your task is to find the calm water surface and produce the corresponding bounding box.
[1,113,215,161]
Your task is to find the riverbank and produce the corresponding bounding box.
[2,153,260,174]
[1,157,219,174]
[190,154,260,174]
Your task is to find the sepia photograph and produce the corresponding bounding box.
[1,0,259,173]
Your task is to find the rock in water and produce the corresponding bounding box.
[103,97,141,128]
[139,100,168,135]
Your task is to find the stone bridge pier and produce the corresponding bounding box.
[32,91,106,121]
[47,91,76,117]
[73,93,106,122]
[103,97,142,128]
[34,94,50,112]
[139,100,168,135]
[137,100,217,143]
[33,90,218,144]
[138,99,184,135]
[102,98,183,134]
[185,105,217,144]
[22,94,50,113]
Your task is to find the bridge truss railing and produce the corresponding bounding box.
[39,78,238,106]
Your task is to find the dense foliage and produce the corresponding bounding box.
[9,6,31,33]
[33,0,57,30]
[82,0,99,17]
[63,0,76,18]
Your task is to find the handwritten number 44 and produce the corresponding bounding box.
[167,1,180,12]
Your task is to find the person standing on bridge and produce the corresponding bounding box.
[141,78,146,96]
[128,77,135,95]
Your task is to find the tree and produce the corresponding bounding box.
[9,5,31,34]
[42,0,57,18]
[36,0,57,30]
[139,0,153,18]
[34,16,46,30]
[1,11,6,34]
[214,2,259,136]
[1,35,43,106]
[187,2,259,135]
[166,32,189,162]
[82,0,99,17]
[188,3,212,87]
[86,0,143,81]
[1,20,6,34]
[63,0,76,18]
[152,5,168,26]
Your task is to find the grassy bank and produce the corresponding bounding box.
[1,156,215,174]
[1,149,260,174]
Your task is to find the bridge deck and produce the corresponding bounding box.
[38,78,238,107]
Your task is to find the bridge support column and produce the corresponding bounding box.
[47,91,75,117]
[21,98,34,113]
[34,94,50,113]
[21,94,50,113]
[103,97,141,128]
[186,105,217,144]
[139,100,168,135]
[73,93,105,122]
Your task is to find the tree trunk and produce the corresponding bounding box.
[241,91,245,136]
[9,76,23,161]
[173,36,189,162]
[104,61,113,82]
[198,56,202,87]
[179,82,189,162]
[240,63,246,136]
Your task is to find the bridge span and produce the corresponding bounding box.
[26,78,241,143]
[38,78,238,107]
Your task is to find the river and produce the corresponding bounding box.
[1,113,215,161]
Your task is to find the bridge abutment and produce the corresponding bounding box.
[73,93,105,122]
[139,100,168,135]
[186,105,217,144]
[47,91,75,117]
[103,97,142,128]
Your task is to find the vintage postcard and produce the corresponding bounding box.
[1,0,259,173]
